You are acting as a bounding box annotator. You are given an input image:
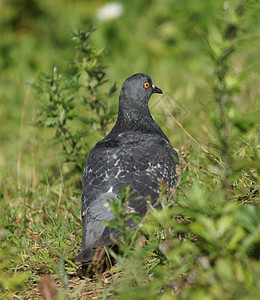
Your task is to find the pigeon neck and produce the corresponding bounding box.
[113,102,165,136]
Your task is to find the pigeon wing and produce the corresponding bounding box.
[77,132,178,264]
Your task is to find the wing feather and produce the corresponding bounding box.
[76,132,178,264]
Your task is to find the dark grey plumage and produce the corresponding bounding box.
[76,73,178,265]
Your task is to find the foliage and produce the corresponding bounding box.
[110,185,260,299]
[0,0,259,299]
[33,28,117,183]
[0,233,28,298]
[201,0,259,191]
[104,186,143,260]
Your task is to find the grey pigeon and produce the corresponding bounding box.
[76,73,178,265]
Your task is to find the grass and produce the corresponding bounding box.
[0,0,259,299]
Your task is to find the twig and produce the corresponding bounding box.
[17,70,40,196]
[159,98,211,154]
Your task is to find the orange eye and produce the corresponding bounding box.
[144,82,150,89]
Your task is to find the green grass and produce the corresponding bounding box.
[0,0,259,298]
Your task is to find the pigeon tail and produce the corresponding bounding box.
[76,248,96,264]
[76,246,107,265]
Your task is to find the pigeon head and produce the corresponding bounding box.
[119,73,163,108]
[116,73,163,131]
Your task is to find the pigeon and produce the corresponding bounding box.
[76,73,178,266]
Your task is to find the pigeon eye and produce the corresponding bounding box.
[143,82,150,89]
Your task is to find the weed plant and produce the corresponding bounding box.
[33,28,117,184]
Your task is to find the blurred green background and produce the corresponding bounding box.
[0,0,259,298]
[1,0,259,170]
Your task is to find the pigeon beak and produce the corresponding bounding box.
[152,84,163,94]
